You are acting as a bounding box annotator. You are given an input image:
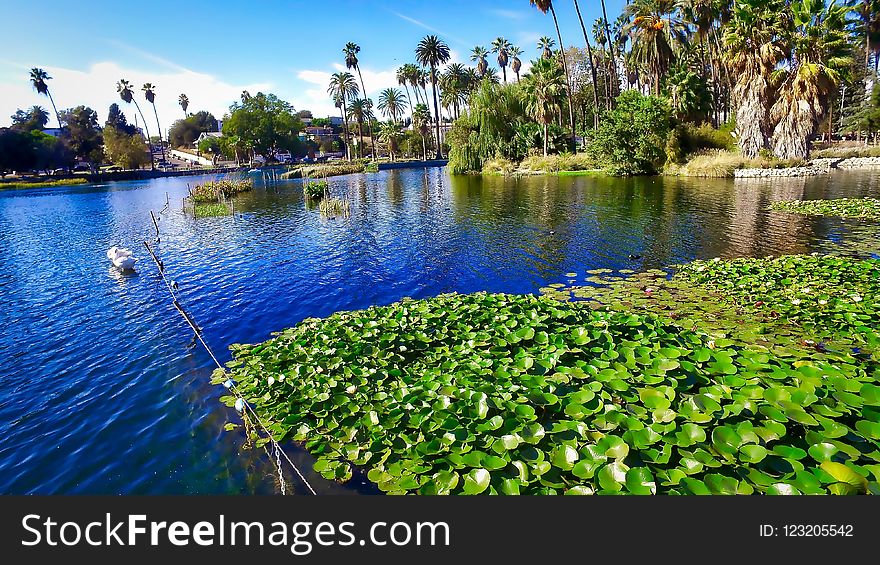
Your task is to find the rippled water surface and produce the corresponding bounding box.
[1,168,878,494]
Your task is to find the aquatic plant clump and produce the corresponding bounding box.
[220,290,880,495]
[189,177,253,203]
[281,162,366,179]
[304,180,329,200]
[319,197,350,218]
[770,198,880,219]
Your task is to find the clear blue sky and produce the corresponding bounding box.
[0,0,626,133]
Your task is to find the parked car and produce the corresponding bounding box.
[51,168,69,176]
[101,165,123,172]
[72,163,91,172]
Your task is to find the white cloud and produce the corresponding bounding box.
[0,60,269,135]
[490,9,529,20]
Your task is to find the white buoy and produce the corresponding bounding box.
[223,379,234,389]
[234,398,245,412]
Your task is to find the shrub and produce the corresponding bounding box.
[482,158,517,175]
[589,91,672,175]
[666,123,737,164]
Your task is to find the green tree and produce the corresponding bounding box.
[529,1,577,140]
[58,105,103,165]
[471,46,490,77]
[222,92,304,161]
[573,0,602,127]
[103,126,150,169]
[396,66,415,122]
[106,103,138,135]
[589,90,671,175]
[168,111,218,147]
[29,68,62,131]
[622,0,688,96]
[492,37,512,83]
[348,98,373,158]
[415,35,452,158]
[378,121,402,161]
[10,106,49,132]
[521,58,568,156]
[378,88,408,123]
[327,72,360,160]
[412,103,432,160]
[117,79,154,169]
[537,36,556,59]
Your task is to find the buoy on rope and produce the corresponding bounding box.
[223,379,234,389]
[234,398,245,412]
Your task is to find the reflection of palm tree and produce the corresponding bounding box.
[29,68,62,130]
[117,79,154,169]
[344,42,377,159]
[415,35,451,159]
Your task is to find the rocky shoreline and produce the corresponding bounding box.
[734,156,880,178]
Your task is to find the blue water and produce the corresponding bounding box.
[1,168,877,494]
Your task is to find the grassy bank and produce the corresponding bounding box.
[219,254,880,495]
[482,153,600,176]
[0,178,89,190]
[663,150,805,178]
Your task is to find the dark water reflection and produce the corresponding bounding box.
[0,168,877,494]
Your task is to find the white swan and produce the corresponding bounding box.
[107,246,137,271]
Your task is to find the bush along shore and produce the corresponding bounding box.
[217,253,880,495]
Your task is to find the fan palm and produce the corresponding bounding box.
[328,71,360,161]
[537,36,556,59]
[509,46,524,83]
[723,0,786,158]
[415,35,451,159]
[599,0,620,96]
[378,88,408,124]
[622,0,689,95]
[117,79,154,169]
[29,68,62,130]
[573,0,602,125]
[471,46,490,77]
[142,83,165,160]
[529,0,577,139]
[378,121,403,161]
[521,58,568,156]
[396,66,415,122]
[412,103,432,160]
[348,98,373,158]
[178,93,189,118]
[770,0,851,159]
[492,37,512,83]
[344,42,377,159]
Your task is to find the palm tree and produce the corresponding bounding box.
[178,93,189,118]
[378,88,408,124]
[28,106,50,128]
[623,0,689,96]
[396,66,415,122]
[599,0,620,97]
[537,36,556,59]
[723,0,785,158]
[117,79,154,169]
[378,121,403,161]
[573,0,602,127]
[492,37,512,83]
[509,46,525,83]
[412,103,432,160]
[348,98,372,158]
[529,0,577,140]
[522,58,568,156]
[415,35,451,159]
[344,42,377,159]
[483,67,502,85]
[142,83,165,161]
[403,64,424,105]
[440,63,470,119]
[471,46,490,77]
[29,68,62,130]
[770,0,850,159]
[328,71,360,161]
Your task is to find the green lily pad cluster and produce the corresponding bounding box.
[769,198,880,219]
[219,289,880,495]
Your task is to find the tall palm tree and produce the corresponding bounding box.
[415,35,451,159]
[522,58,568,156]
[529,0,577,140]
[471,46,490,77]
[573,0,602,126]
[537,36,556,59]
[403,64,423,105]
[440,63,470,119]
[396,66,415,122]
[29,68,62,130]
[344,42,377,159]
[378,121,403,161]
[770,0,850,159]
[348,98,372,158]
[723,0,785,158]
[378,88,408,123]
[599,0,620,98]
[492,37,512,83]
[623,0,689,95]
[412,103,432,160]
[142,83,165,161]
[509,46,524,83]
[117,79,154,169]
[328,71,360,161]
[178,93,189,118]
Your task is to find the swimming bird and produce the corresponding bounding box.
[107,246,137,271]
[628,254,642,260]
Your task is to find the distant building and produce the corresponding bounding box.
[328,116,343,127]
[194,131,223,148]
[300,117,313,126]
[301,126,338,143]
[42,128,62,137]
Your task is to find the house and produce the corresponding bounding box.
[194,131,222,148]
[301,126,337,143]
[42,128,62,137]
[328,116,343,127]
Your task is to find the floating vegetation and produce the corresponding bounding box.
[0,178,89,190]
[220,265,880,495]
[281,162,366,179]
[304,180,329,200]
[319,197,351,218]
[191,202,231,217]
[189,173,253,203]
[770,198,880,219]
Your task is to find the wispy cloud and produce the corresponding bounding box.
[387,9,471,47]
[490,9,528,20]
[103,39,193,74]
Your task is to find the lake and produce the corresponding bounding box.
[1,168,878,494]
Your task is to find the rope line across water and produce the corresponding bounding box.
[141,210,316,496]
